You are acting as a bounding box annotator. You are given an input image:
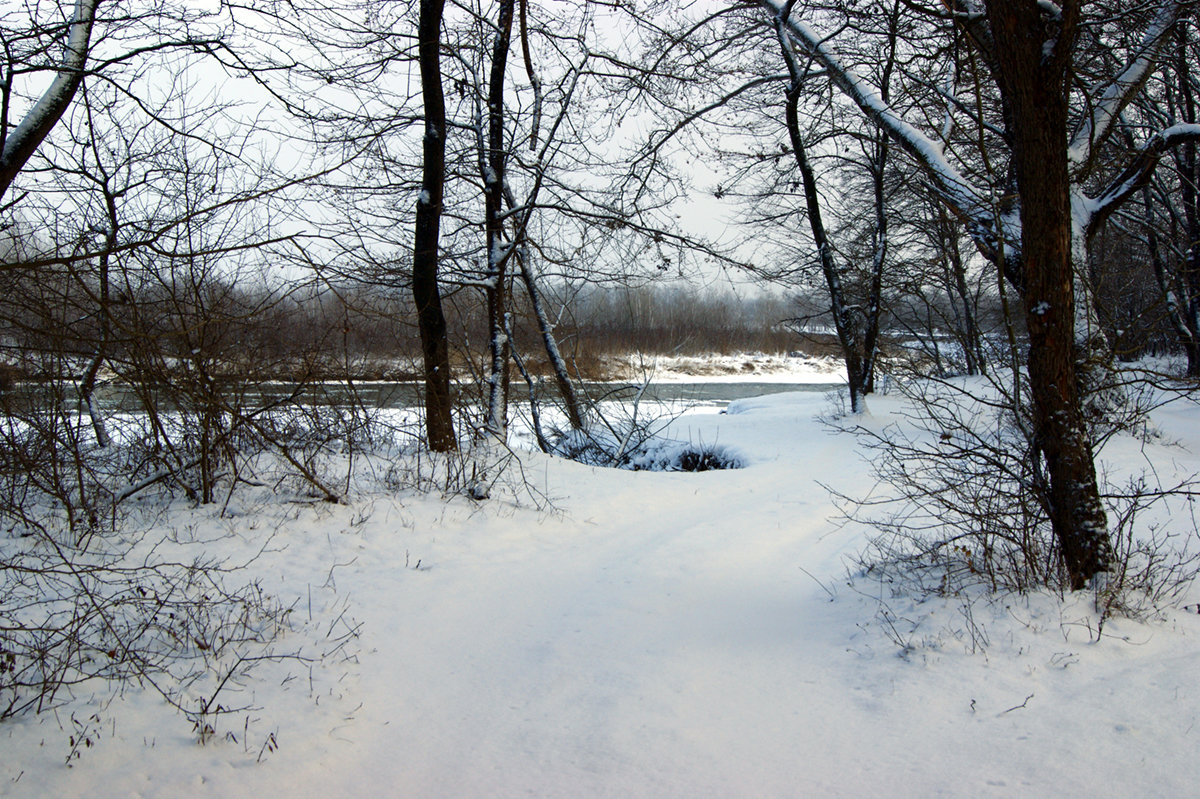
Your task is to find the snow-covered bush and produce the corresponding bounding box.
[0,379,379,725]
[549,426,744,472]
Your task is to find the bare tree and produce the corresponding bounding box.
[1124,12,1200,374]
[774,0,902,412]
[751,0,1200,588]
[413,0,457,451]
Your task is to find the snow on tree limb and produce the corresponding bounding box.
[0,0,100,200]
[1036,0,1064,20]
[1067,0,1184,179]
[760,0,993,237]
[1088,122,1200,236]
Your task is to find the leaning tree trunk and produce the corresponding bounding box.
[987,0,1112,589]
[0,0,98,201]
[777,30,868,413]
[412,0,456,452]
[517,252,585,430]
[776,2,894,413]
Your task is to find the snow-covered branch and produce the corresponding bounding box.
[0,0,99,199]
[759,0,991,230]
[1036,0,1064,21]
[1067,0,1184,178]
[1088,122,1200,236]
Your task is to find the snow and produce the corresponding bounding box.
[1161,122,1200,142]
[770,0,990,226]
[599,352,846,384]
[5,379,1200,797]
[1067,0,1183,171]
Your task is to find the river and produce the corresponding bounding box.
[78,379,842,413]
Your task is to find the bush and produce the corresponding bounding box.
[0,523,293,722]
[550,425,744,472]
[835,369,1200,624]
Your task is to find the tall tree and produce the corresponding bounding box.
[775,0,899,413]
[982,0,1110,585]
[1131,13,1200,374]
[413,0,457,451]
[755,0,1200,588]
[482,0,517,439]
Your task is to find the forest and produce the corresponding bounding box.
[3,1,1200,789]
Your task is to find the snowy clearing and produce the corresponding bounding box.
[4,379,1200,798]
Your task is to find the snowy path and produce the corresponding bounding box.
[325,404,859,797]
[6,389,1200,797]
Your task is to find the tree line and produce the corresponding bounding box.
[0,270,801,384]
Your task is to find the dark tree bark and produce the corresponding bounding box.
[483,0,516,438]
[985,0,1111,588]
[1172,25,1200,375]
[1143,184,1200,371]
[927,199,985,376]
[776,0,891,413]
[413,0,456,451]
[782,82,869,413]
[763,0,1200,588]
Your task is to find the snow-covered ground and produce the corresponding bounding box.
[598,351,847,383]
[4,372,1200,798]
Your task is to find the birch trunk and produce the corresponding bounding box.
[0,0,98,200]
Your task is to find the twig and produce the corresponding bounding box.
[1001,693,1034,714]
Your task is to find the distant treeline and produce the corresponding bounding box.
[0,270,808,383]
[3,263,1063,385]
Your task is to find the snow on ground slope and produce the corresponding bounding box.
[4,386,1200,798]
[600,351,847,383]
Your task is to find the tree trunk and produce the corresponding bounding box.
[986,0,1112,589]
[483,0,516,438]
[413,0,456,452]
[517,252,586,430]
[0,0,98,201]
[1142,184,1200,373]
[777,8,864,412]
[78,168,118,450]
[938,205,984,376]
[1174,27,1200,376]
[776,1,894,412]
[862,126,888,395]
[783,82,866,413]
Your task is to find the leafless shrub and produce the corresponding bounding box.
[1097,476,1200,619]
[0,269,388,732]
[835,369,1200,636]
[0,522,296,723]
